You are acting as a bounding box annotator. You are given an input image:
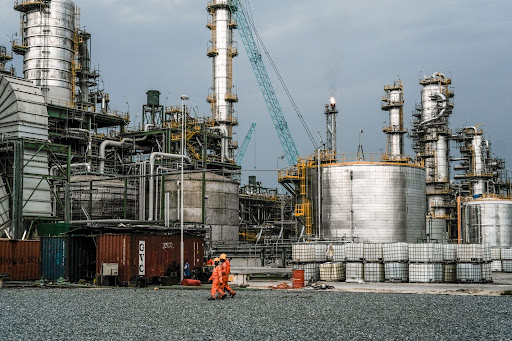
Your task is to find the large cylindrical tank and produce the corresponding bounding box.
[164,172,239,243]
[65,176,138,220]
[462,199,512,247]
[23,0,76,103]
[312,163,426,243]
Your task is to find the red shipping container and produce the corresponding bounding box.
[0,240,41,281]
[96,234,204,282]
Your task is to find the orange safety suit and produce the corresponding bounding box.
[221,259,236,295]
[209,264,225,298]
[206,259,214,266]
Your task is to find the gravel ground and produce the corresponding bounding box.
[0,288,510,340]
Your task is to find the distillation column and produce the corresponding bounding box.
[455,127,491,196]
[381,80,406,160]
[206,1,238,160]
[14,0,76,104]
[324,97,338,153]
[412,72,455,242]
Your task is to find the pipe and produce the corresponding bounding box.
[50,163,91,176]
[208,126,231,161]
[98,135,149,174]
[148,152,191,221]
[317,148,321,238]
[457,196,461,244]
[67,128,92,157]
[69,219,165,225]
[419,93,447,126]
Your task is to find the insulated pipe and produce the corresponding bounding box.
[50,163,91,177]
[147,152,191,221]
[98,135,149,174]
[419,93,447,126]
[67,128,92,156]
[208,126,230,161]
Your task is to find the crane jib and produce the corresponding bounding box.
[227,0,299,166]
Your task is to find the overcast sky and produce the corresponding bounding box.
[1,0,511,189]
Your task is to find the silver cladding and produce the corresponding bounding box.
[313,164,426,243]
[463,200,512,247]
[0,75,48,140]
[23,0,76,103]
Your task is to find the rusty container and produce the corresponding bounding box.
[0,239,41,280]
[96,234,204,283]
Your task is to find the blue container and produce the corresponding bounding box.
[41,237,68,280]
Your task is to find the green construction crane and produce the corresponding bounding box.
[235,123,256,164]
[228,0,317,166]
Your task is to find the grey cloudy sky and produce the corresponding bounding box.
[1,0,511,189]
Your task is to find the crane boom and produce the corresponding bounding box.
[235,123,256,164]
[228,0,299,166]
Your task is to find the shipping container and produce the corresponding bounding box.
[67,236,96,283]
[41,237,68,280]
[40,236,97,282]
[0,239,40,280]
[96,234,204,283]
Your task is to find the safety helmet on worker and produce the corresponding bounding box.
[220,254,227,260]
[214,257,220,262]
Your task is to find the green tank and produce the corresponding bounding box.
[146,90,160,106]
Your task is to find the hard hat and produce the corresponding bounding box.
[220,254,227,260]
[214,257,220,262]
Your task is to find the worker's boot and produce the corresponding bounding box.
[220,293,228,300]
[208,297,215,301]
[230,291,236,298]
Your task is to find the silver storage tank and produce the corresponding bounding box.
[313,163,426,243]
[165,172,239,243]
[462,199,512,247]
[22,0,76,103]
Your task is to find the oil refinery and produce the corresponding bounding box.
[0,0,511,286]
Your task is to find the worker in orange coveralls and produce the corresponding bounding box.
[220,253,236,298]
[206,255,214,266]
[208,257,227,301]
